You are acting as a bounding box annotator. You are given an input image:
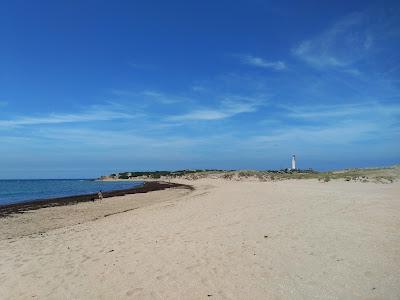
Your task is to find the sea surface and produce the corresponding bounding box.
[0,179,143,206]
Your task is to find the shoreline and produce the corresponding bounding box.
[0,181,193,218]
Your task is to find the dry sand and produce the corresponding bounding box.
[0,179,399,299]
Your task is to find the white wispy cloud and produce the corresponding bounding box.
[282,102,400,119]
[292,5,400,71]
[253,121,382,146]
[240,100,400,155]
[191,85,207,92]
[168,97,263,121]
[111,89,184,104]
[239,55,286,70]
[244,100,400,154]
[19,128,234,161]
[141,90,184,104]
[343,68,362,76]
[256,103,400,146]
[0,104,136,128]
[292,12,372,68]
[110,89,137,97]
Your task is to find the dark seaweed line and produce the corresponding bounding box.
[0,181,193,218]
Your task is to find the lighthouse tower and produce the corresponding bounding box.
[291,155,296,170]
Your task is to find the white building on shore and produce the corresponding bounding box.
[291,155,296,170]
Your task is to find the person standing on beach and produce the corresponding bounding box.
[98,190,103,201]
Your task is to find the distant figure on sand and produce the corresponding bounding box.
[98,190,103,201]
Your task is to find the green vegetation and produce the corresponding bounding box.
[323,176,331,182]
[104,165,399,184]
[116,169,225,179]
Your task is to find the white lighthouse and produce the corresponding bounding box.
[291,155,296,170]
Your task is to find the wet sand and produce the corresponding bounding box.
[0,181,192,217]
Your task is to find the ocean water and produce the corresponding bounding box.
[0,179,143,206]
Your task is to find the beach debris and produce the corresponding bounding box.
[207,295,212,297]
[0,181,193,218]
[108,249,114,253]
[264,235,269,238]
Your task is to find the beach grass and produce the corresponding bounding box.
[103,165,399,183]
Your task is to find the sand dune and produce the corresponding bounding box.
[0,179,399,299]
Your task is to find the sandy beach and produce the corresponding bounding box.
[0,178,399,299]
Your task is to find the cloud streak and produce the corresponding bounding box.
[253,121,385,147]
[111,89,185,104]
[140,90,185,104]
[0,104,136,128]
[167,97,263,121]
[281,102,400,119]
[292,5,400,73]
[239,55,286,70]
[292,12,372,68]
[253,103,400,150]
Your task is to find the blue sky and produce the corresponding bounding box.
[1,0,399,178]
